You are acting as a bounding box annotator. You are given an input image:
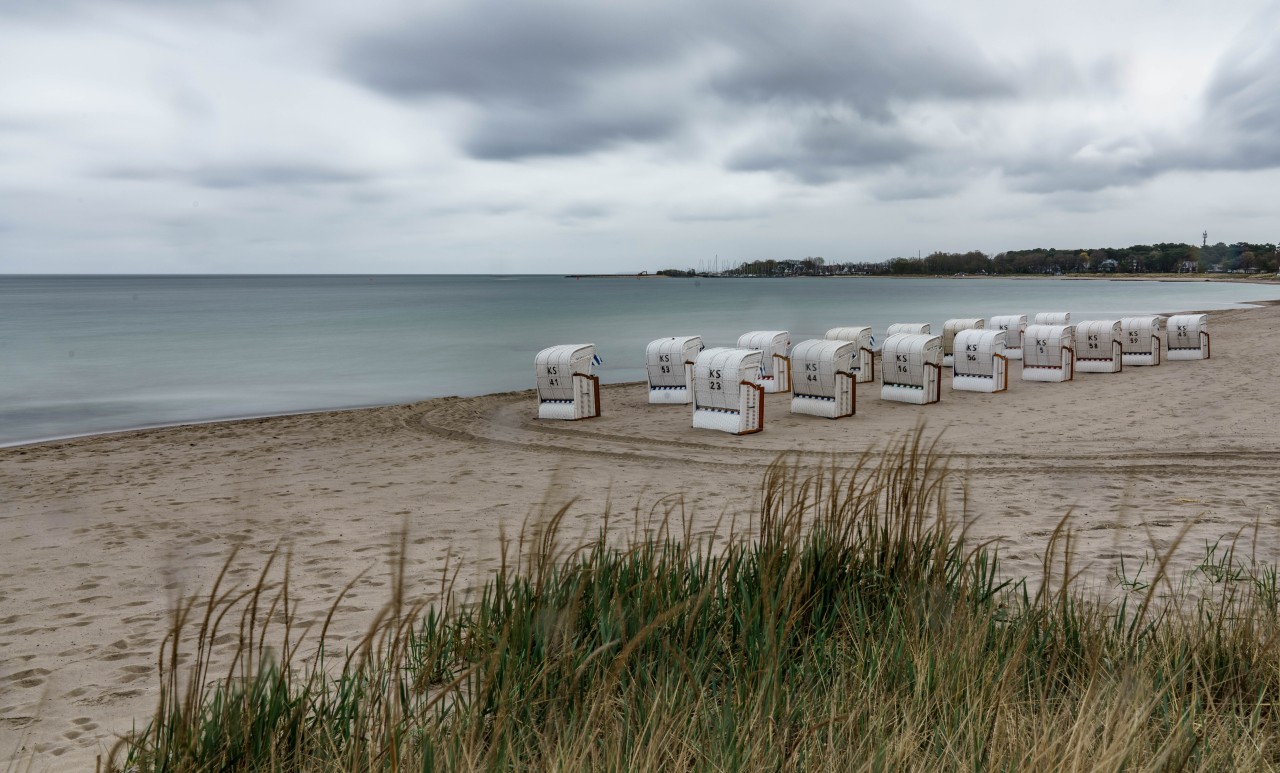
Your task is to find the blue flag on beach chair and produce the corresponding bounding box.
[592,353,603,367]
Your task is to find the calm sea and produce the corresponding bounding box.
[3,274,1278,447]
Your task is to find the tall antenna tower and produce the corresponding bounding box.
[1202,230,1208,248]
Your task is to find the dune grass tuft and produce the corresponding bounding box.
[110,432,1280,771]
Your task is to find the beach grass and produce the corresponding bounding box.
[109,432,1280,771]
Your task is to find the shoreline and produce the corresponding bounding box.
[0,402,400,453]
[717,274,1280,283]
[3,296,1273,452]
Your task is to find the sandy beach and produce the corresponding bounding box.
[4,302,1280,769]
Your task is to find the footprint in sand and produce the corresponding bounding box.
[119,664,153,683]
[3,667,51,688]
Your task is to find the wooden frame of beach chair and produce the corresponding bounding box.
[737,330,792,394]
[1022,325,1076,382]
[1034,312,1071,326]
[881,333,943,404]
[692,347,767,435]
[1167,314,1211,360]
[824,326,876,383]
[1120,317,1163,366]
[535,343,602,420]
[790,338,858,419]
[1074,320,1124,373]
[645,335,704,404]
[951,329,1009,393]
[989,315,1028,361]
[942,318,985,367]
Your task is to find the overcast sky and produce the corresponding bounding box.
[1,0,1277,273]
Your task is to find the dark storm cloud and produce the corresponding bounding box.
[707,7,1013,119]
[1002,19,1280,197]
[868,174,969,202]
[343,1,687,158]
[1000,133,1159,194]
[728,113,921,184]
[342,0,1014,171]
[706,3,1013,183]
[344,3,679,103]
[462,102,680,159]
[1189,35,1280,170]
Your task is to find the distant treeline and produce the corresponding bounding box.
[659,241,1279,278]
